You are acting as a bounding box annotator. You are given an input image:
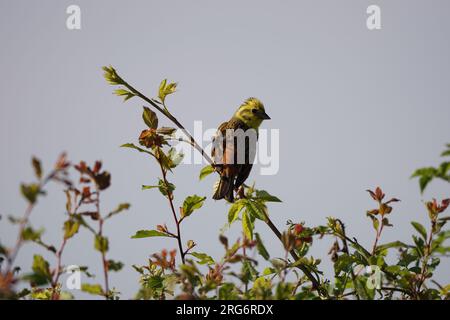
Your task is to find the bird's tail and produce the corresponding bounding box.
[213,176,234,202]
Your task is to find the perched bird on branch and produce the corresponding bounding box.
[211,97,270,202]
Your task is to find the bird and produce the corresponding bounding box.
[211,97,270,202]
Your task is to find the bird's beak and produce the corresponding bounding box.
[258,110,271,120]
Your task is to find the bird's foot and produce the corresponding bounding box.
[236,186,246,200]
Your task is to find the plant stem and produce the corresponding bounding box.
[51,237,67,299]
[371,220,385,255]
[93,183,110,299]
[158,161,185,264]
[336,219,360,300]
[415,221,434,297]
[5,171,58,275]
[5,204,34,275]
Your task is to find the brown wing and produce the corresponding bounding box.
[211,118,257,200]
[211,121,228,169]
[234,125,257,189]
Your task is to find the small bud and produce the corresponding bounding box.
[294,224,304,235]
[187,240,196,249]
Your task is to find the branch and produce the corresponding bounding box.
[121,79,215,167]
[110,68,327,297]
[158,161,186,264]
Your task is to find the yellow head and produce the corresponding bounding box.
[233,97,270,129]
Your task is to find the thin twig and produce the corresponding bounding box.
[371,222,385,255]
[158,161,185,264]
[5,173,56,274]
[95,185,110,299]
[336,219,360,300]
[51,238,67,299]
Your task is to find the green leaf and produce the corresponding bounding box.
[199,165,215,181]
[142,179,176,197]
[102,65,123,85]
[375,241,410,254]
[79,266,95,278]
[20,183,41,204]
[166,148,184,168]
[32,157,42,180]
[411,167,438,193]
[157,179,175,197]
[334,254,354,275]
[30,288,52,300]
[228,200,245,224]
[241,260,258,282]
[366,213,379,231]
[438,161,450,176]
[157,127,177,135]
[181,195,206,218]
[189,252,215,265]
[158,79,177,104]
[262,267,277,275]
[245,200,267,221]
[31,255,52,283]
[131,230,171,239]
[419,176,433,194]
[120,143,154,156]
[412,235,425,257]
[255,233,270,260]
[21,227,43,242]
[63,219,80,240]
[106,203,131,219]
[81,283,104,296]
[107,260,124,272]
[142,185,158,190]
[411,167,437,178]
[114,88,134,102]
[219,282,239,300]
[411,221,427,240]
[242,211,254,240]
[147,275,164,290]
[94,235,109,253]
[255,190,282,202]
[142,106,158,129]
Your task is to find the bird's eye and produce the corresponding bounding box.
[251,108,257,114]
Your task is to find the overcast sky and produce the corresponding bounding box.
[1,0,449,299]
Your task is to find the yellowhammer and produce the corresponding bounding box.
[211,97,270,202]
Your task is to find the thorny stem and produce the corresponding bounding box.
[120,75,327,297]
[158,161,186,264]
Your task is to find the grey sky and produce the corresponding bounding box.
[1,0,449,299]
